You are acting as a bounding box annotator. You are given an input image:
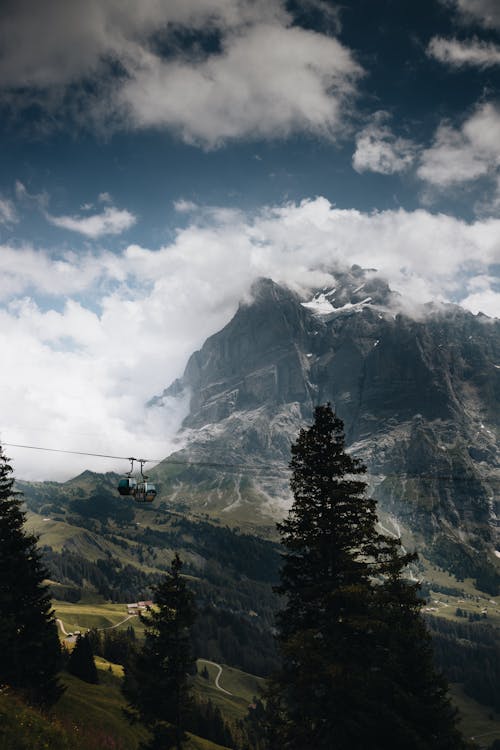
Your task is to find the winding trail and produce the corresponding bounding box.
[198,658,233,696]
[56,618,69,636]
[56,613,137,637]
[100,614,137,630]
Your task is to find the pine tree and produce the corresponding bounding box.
[267,404,466,749]
[0,447,63,708]
[123,553,195,750]
[67,633,99,684]
[368,545,466,749]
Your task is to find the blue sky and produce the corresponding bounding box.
[0,0,499,478]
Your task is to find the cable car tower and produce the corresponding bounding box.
[117,457,157,503]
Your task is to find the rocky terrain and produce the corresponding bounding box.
[150,267,500,586]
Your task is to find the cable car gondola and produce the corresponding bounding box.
[117,458,138,496]
[135,481,157,503]
[118,458,157,503]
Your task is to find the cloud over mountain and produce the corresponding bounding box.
[0,197,498,479]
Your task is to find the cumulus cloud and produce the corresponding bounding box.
[0,0,362,146]
[45,205,137,238]
[417,102,500,187]
[427,36,500,68]
[352,112,417,175]
[445,0,500,28]
[0,0,285,88]
[0,197,499,479]
[174,199,198,213]
[117,23,361,146]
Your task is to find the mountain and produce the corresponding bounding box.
[151,267,500,588]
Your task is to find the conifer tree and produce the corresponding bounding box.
[0,447,63,708]
[67,633,99,684]
[267,404,466,750]
[123,553,195,750]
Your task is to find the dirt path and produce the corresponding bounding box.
[198,658,233,696]
[100,614,137,630]
[56,613,137,636]
[56,618,69,636]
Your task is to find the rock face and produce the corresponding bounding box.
[151,269,500,582]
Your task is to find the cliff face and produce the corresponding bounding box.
[151,271,500,580]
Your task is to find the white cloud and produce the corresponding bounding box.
[446,0,500,28]
[0,197,18,225]
[353,112,416,175]
[427,36,500,68]
[0,0,286,88]
[116,23,362,146]
[98,192,113,204]
[0,1,362,146]
[174,199,198,213]
[461,289,500,316]
[0,197,499,480]
[417,102,500,187]
[45,206,137,238]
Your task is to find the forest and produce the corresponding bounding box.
[2,406,498,749]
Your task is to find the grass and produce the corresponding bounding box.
[0,690,70,750]
[54,600,145,634]
[55,670,146,750]
[54,595,500,743]
[194,659,264,723]
[56,660,229,750]
[451,684,500,748]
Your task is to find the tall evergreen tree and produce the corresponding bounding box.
[0,447,63,708]
[123,553,195,750]
[267,404,466,750]
[67,633,99,684]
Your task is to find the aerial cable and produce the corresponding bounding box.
[1,440,288,471]
[1,441,498,482]
[2,443,147,463]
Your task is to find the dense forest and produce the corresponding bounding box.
[3,406,500,748]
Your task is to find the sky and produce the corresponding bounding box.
[0,0,500,479]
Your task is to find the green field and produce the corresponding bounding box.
[194,659,265,722]
[54,600,145,635]
[55,659,231,750]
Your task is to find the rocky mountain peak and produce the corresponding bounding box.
[150,270,499,585]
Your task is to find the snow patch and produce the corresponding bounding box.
[301,295,373,317]
[301,293,335,315]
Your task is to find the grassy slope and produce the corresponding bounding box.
[450,684,500,747]
[195,660,265,722]
[0,691,69,750]
[54,659,229,750]
[25,481,500,745]
[54,600,146,635]
[55,595,500,746]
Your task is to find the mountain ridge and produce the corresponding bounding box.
[149,269,500,586]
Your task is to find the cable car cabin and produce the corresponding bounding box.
[135,481,157,503]
[117,477,137,496]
